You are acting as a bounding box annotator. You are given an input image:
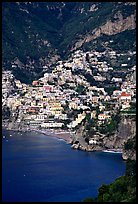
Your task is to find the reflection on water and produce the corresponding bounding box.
[2,129,126,202]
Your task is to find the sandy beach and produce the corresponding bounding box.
[2,124,74,144]
[24,128,73,144]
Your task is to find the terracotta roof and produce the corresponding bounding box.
[32,81,39,85]
[121,92,131,97]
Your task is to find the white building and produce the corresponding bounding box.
[89,139,97,145]
[41,122,64,128]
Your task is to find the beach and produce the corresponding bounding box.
[31,128,73,144]
[2,125,123,153]
[3,125,73,144]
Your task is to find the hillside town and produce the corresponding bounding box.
[2,49,136,151]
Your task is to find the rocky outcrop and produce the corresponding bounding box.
[71,123,88,150]
[72,116,136,157]
[72,13,136,51]
[103,116,136,152]
[103,136,125,150]
[122,148,136,160]
[122,134,136,161]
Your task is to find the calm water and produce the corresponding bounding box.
[2,129,126,202]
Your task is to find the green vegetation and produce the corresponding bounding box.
[105,119,117,134]
[124,137,136,151]
[2,106,11,119]
[61,2,136,52]
[83,112,99,138]
[12,68,33,84]
[75,85,86,95]
[82,197,95,202]
[2,2,136,82]
[129,102,136,112]
[83,29,136,53]
[82,159,136,202]
[121,109,136,115]
[104,86,119,96]
[109,30,136,52]
[98,113,120,135]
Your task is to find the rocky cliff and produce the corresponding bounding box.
[122,145,136,160]
[72,12,136,51]
[72,115,136,159]
[103,116,136,149]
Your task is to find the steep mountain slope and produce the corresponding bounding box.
[60,2,136,53]
[2,2,136,83]
[2,2,62,83]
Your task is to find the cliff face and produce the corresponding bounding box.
[71,123,89,151]
[103,116,136,150]
[122,147,136,161]
[72,13,136,51]
[72,116,136,157]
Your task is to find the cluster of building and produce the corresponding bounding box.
[2,49,136,133]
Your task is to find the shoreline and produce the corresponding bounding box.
[30,128,73,144]
[102,149,122,153]
[2,126,123,154]
[2,126,73,144]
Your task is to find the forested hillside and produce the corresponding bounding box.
[2,2,136,83]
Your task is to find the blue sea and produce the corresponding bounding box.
[2,129,126,202]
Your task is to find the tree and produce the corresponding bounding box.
[97,184,110,202]
[82,197,95,202]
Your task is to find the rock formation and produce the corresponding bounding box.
[72,13,136,51]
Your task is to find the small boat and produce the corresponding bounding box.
[3,136,5,138]
[10,134,12,137]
